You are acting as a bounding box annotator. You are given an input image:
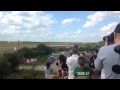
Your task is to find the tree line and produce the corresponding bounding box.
[0,41,104,79]
[0,44,53,79]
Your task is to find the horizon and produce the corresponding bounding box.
[0,40,101,43]
[0,11,119,42]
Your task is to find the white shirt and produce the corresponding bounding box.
[66,54,79,79]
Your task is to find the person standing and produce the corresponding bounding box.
[74,57,94,79]
[95,23,120,79]
[44,62,53,79]
[66,47,79,79]
[57,52,68,78]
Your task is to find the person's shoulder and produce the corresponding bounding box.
[109,44,118,47]
[99,45,107,50]
[98,45,109,54]
[100,44,116,49]
[67,56,72,60]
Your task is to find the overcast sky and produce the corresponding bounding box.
[0,11,120,42]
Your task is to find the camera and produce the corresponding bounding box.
[114,45,120,54]
[96,48,99,54]
[103,32,114,44]
[112,45,120,74]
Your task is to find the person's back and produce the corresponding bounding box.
[44,62,53,79]
[67,55,79,79]
[66,48,79,79]
[95,44,120,79]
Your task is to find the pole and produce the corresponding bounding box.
[18,39,19,50]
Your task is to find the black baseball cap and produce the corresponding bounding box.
[114,23,120,34]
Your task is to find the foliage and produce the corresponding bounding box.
[0,57,11,79]
[2,52,20,71]
[5,70,45,79]
[37,55,49,65]
[17,44,52,58]
[74,44,78,49]
[78,41,105,51]
[36,44,52,56]
[17,47,32,58]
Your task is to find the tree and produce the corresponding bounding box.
[2,52,20,71]
[31,47,37,58]
[37,44,52,56]
[74,44,78,49]
[17,47,32,58]
[0,57,11,79]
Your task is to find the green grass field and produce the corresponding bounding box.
[0,42,74,54]
[0,42,40,53]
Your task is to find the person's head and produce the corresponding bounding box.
[80,54,83,57]
[45,62,51,69]
[82,53,85,57]
[114,23,120,44]
[69,50,72,53]
[84,53,88,58]
[93,51,96,55]
[58,54,66,64]
[61,51,65,55]
[78,57,86,68]
[72,47,78,54]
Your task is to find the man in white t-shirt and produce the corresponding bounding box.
[66,47,79,79]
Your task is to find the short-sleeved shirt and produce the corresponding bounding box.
[66,54,79,79]
[74,66,93,79]
[95,44,120,79]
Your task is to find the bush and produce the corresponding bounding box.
[0,58,11,79]
[2,52,20,71]
[5,70,45,79]
[37,55,49,65]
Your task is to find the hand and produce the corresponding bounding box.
[105,37,108,46]
[64,76,68,79]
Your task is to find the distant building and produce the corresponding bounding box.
[14,47,17,51]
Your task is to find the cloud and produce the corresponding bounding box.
[75,29,81,34]
[0,12,3,18]
[83,11,120,28]
[55,31,102,42]
[61,18,80,27]
[100,22,118,36]
[0,11,56,41]
[56,29,101,40]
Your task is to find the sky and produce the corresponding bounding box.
[0,11,120,42]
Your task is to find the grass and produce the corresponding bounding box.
[0,42,74,54]
[36,55,49,65]
[5,69,45,79]
[0,42,39,54]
